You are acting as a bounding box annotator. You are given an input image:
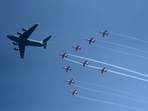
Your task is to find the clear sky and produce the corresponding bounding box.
[1,0,148,111]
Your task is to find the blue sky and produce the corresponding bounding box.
[1,0,148,111]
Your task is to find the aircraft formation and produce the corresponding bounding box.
[7,23,108,95]
[6,23,148,110]
[59,30,108,95]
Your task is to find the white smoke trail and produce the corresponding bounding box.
[87,64,100,69]
[108,69,148,82]
[89,64,148,83]
[90,64,148,83]
[76,80,130,94]
[64,58,82,65]
[110,32,148,44]
[64,58,148,83]
[96,39,148,54]
[94,44,148,59]
[74,85,148,104]
[76,95,147,111]
[75,80,148,100]
[68,54,148,78]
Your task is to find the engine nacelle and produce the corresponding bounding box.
[14,48,19,51]
[13,42,18,45]
[22,28,28,31]
[17,32,22,35]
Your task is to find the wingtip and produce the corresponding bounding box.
[35,23,39,26]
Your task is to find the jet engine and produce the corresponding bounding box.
[14,48,19,51]
[22,28,28,31]
[17,32,22,35]
[13,42,18,45]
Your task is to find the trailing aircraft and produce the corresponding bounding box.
[99,67,107,74]
[66,79,75,85]
[86,37,95,44]
[70,90,78,95]
[72,45,81,51]
[7,23,52,59]
[80,60,89,66]
[63,66,72,72]
[100,30,109,37]
[59,52,68,59]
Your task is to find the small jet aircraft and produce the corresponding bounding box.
[80,60,89,67]
[86,37,95,44]
[7,23,52,59]
[59,52,68,59]
[63,66,72,72]
[72,45,81,51]
[100,30,109,37]
[99,67,107,74]
[70,90,78,95]
[66,79,75,85]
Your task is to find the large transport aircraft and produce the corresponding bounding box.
[7,23,52,59]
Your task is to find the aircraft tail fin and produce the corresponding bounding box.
[43,36,52,49]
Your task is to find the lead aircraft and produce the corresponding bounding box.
[7,23,52,59]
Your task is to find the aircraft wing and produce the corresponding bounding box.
[19,45,25,59]
[19,23,39,39]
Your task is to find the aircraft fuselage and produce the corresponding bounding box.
[7,35,44,47]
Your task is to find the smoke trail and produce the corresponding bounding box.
[90,64,148,83]
[64,58,148,83]
[74,85,148,104]
[96,39,148,54]
[110,32,148,44]
[75,80,148,100]
[76,80,130,94]
[87,64,100,69]
[89,63,148,83]
[108,69,148,82]
[76,95,147,111]
[68,54,148,78]
[94,44,148,60]
[65,58,100,69]
[64,58,82,65]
